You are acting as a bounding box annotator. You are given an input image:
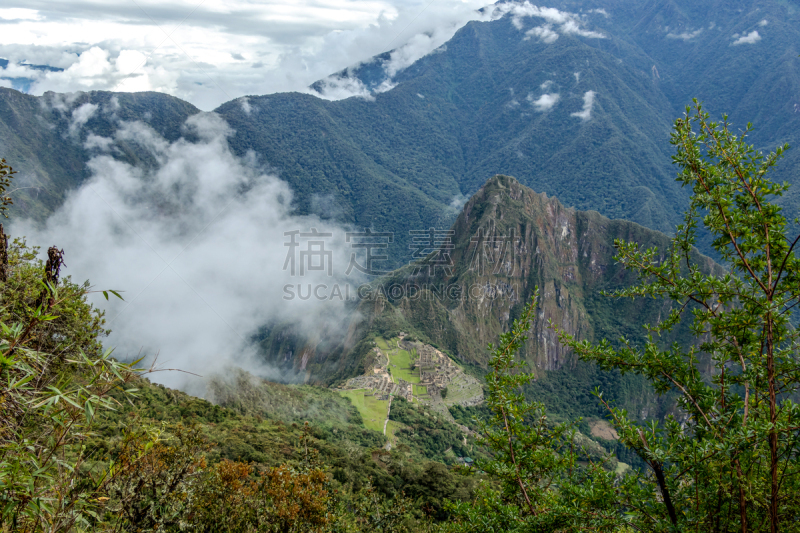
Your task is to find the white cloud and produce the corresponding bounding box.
[14,113,361,390]
[527,92,560,111]
[525,24,559,43]
[84,133,114,151]
[449,193,468,211]
[571,90,596,121]
[0,8,42,20]
[3,46,181,97]
[667,29,703,41]
[559,19,605,39]
[732,30,761,45]
[503,2,605,42]
[1,1,608,107]
[68,102,98,135]
[588,8,609,18]
[311,1,594,100]
[759,19,768,27]
[0,0,501,109]
[313,75,376,101]
[239,96,252,114]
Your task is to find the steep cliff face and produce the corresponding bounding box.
[360,174,715,375]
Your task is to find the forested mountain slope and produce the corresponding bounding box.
[0,89,198,219]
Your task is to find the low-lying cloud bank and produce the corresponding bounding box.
[14,111,359,391]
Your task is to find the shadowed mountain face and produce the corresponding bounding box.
[216,14,685,262]
[2,0,798,267]
[0,90,200,220]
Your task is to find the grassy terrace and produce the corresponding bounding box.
[413,384,428,397]
[339,389,389,433]
[390,348,420,384]
[380,337,421,384]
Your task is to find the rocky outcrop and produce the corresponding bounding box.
[362,174,716,373]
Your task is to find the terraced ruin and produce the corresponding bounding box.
[336,334,483,437]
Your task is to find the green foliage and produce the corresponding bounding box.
[447,404,491,433]
[442,292,620,531]
[560,102,800,530]
[102,423,209,531]
[452,105,800,532]
[453,101,800,532]
[95,420,424,532]
[1,240,109,362]
[0,199,467,530]
[0,159,14,218]
[99,422,428,533]
[388,398,475,462]
[565,102,800,530]
[0,236,140,532]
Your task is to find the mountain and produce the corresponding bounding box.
[262,175,719,425]
[0,0,796,413]
[2,0,798,267]
[0,89,199,219]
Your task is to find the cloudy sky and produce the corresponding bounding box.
[0,0,505,109]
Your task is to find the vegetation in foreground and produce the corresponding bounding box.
[0,158,479,532]
[442,103,800,531]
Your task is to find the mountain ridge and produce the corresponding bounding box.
[4,0,798,267]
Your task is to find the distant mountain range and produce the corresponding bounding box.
[2,0,798,267]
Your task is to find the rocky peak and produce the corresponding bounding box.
[370,174,711,373]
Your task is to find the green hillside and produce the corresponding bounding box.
[0,0,796,416]
[0,89,199,220]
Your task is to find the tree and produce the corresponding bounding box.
[561,101,800,531]
[446,102,800,532]
[0,158,144,532]
[440,292,619,532]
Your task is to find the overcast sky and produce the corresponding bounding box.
[0,0,500,109]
